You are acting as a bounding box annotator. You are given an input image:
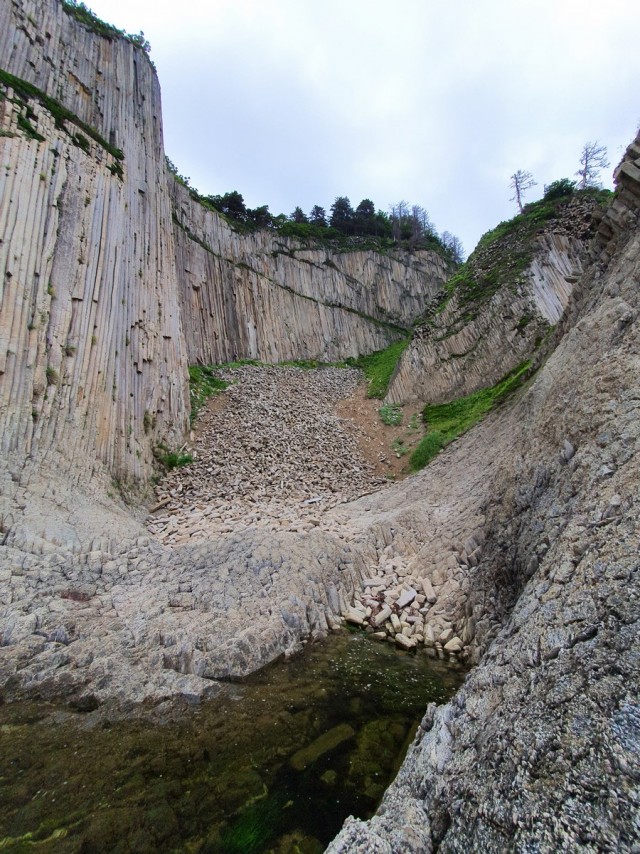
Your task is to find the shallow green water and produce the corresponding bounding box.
[0,632,464,853]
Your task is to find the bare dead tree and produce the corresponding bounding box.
[576,141,610,189]
[389,200,409,242]
[441,231,464,264]
[509,170,537,213]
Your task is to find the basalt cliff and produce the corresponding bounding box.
[1,1,639,851]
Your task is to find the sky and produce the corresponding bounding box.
[88,0,638,257]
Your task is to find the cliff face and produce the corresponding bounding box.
[0,0,449,518]
[328,130,640,854]
[171,179,450,364]
[385,194,603,406]
[0,0,189,499]
[3,4,639,849]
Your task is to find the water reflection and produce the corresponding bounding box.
[0,631,464,852]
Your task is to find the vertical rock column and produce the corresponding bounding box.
[0,0,189,495]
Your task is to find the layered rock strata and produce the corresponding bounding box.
[385,195,601,406]
[172,179,451,365]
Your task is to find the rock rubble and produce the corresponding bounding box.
[148,366,387,545]
[147,365,478,661]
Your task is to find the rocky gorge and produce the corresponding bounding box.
[1,0,639,851]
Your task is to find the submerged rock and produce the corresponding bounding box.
[290,723,356,772]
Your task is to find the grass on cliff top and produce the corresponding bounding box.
[346,339,409,399]
[435,187,612,317]
[409,360,533,471]
[61,1,153,57]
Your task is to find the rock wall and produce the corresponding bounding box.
[0,0,189,507]
[171,180,450,364]
[385,197,599,406]
[327,131,640,853]
[0,0,448,540]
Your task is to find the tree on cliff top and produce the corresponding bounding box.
[330,197,355,232]
[576,141,610,189]
[509,170,537,213]
[309,205,327,226]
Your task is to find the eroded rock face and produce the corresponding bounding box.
[1,1,640,849]
[385,195,603,407]
[327,133,640,853]
[0,0,190,492]
[172,180,451,365]
[0,526,366,705]
[0,0,449,527]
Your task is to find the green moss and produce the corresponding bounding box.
[346,339,409,399]
[0,67,124,163]
[409,360,533,471]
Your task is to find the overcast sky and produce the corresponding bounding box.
[88,0,638,256]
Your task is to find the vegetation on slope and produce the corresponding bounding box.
[435,184,612,320]
[409,360,533,471]
[346,340,410,399]
[188,365,230,423]
[0,67,124,167]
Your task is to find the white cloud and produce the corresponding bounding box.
[86,0,639,253]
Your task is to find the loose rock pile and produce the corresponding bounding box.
[147,364,476,661]
[147,366,387,545]
[345,562,464,654]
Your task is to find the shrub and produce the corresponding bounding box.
[379,404,403,426]
[154,445,192,470]
[45,366,59,385]
[543,178,576,200]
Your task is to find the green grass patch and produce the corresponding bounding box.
[188,365,230,422]
[408,431,444,468]
[409,360,533,471]
[346,339,409,399]
[154,444,193,470]
[379,404,403,426]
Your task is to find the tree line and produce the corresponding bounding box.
[166,159,463,263]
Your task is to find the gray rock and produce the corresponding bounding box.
[396,588,417,608]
